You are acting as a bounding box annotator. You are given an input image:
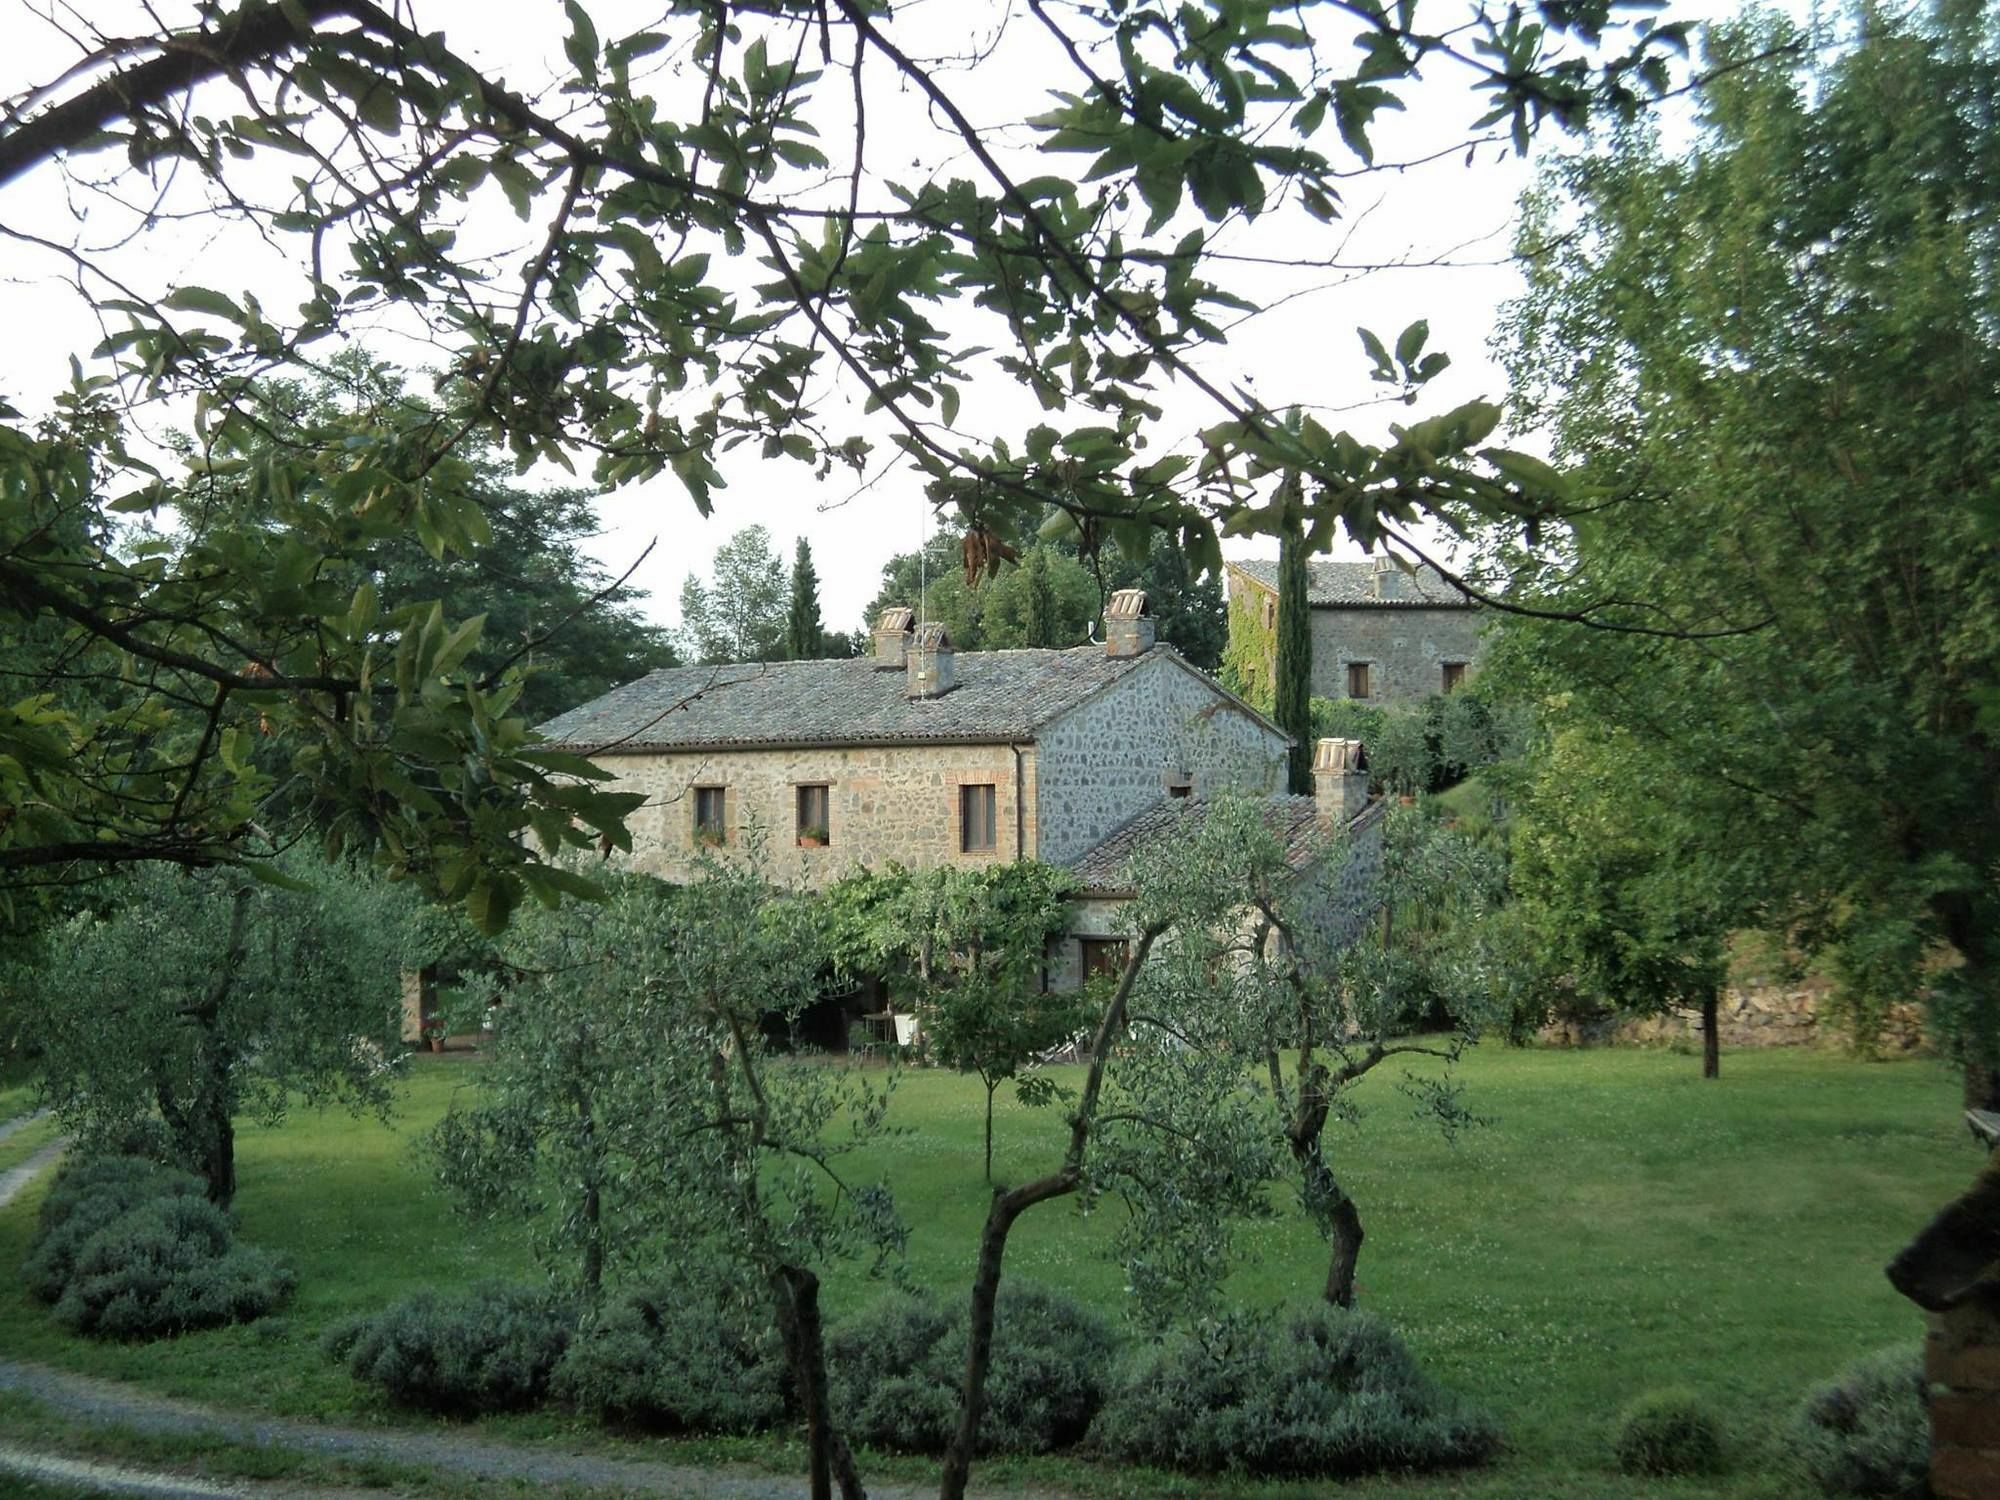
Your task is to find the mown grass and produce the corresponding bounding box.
[0,1043,1974,1499]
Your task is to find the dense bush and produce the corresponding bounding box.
[552,1277,790,1434]
[830,1282,1118,1455]
[324,1285,575,1417]
[24,1155,204,1303]
[1088,1306,1501,1478]
[1613,1388,1725,1476]
[52,1194,294,1339]
[1784,1348,1929,1497]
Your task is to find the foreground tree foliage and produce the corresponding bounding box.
[427,863,897,1500]
[226,355,680,726]
[1162,796,1507,1306]
[24,856,408,1203]
[1491,3,2000,1099]
[0,0,1697,918]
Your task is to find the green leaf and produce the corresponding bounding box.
[563,1,599,84]
[163,286,245,323]
[1358,327,1393,377]
[1395,319,1429,368]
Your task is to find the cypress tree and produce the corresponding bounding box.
[785,537,825,660]
[1022,547,1057,648]
[1275,493,1313,795]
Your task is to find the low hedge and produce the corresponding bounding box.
[552,1276,790,1434]
[25,1153,289,1339]
[1088,1305,1501,1478]
[1784,1347,1929,1496]
[829,1282,1117,1456]
[324,1284,576,1417]
[1612,1388,1725,1477]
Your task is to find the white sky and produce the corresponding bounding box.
[0,0,1766,638]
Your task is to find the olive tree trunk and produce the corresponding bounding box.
[936,926,1161,1500]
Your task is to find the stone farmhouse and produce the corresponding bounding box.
[1226,555,1484,704]
[532,590,1382,1002]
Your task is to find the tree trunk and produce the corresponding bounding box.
[1325,1193,1364,1308]
[569,1042,604,1304]
[196,1091,236,1206]
[983,1080,996,1183]
[1289,1126,1364,1308]
[772,1264,864,1500]
[939,1181,1068,1500]
[194,886,255,1204]
[940,925,1158,1500]
[1701,990,1720,1080]
[580,1175,603,1304]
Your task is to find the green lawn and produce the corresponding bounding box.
[0,1044,1975,1499]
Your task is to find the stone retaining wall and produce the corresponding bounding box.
[1539,978,1926,1053]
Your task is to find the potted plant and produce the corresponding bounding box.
[797,824,829,848]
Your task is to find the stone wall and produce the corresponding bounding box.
[1538,977,1927,1052]
[1034,653,1287,866]
[589,741,1038,888]
[1297,799,1387,951]
[1309,605,1487,704]
[1928,1298,2000,1499]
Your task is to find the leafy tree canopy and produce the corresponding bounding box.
[22,854,412,1202]
[242,355,678,725]
[0,0,1698,921]
[680,524,788,663]
[1484,4,2000,1089]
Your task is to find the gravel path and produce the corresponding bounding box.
[0,1440,333,1498]
[0,1107,49,1146]
[0,1138,65,1205]
[0,1149,975,1500]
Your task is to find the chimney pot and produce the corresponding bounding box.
[1104,588,1156,657]
[872,606,915,669]
[1368,556,1400,604]
[906,620,956,699]
[1312,737,1370,826]
[1370,555,1401,600]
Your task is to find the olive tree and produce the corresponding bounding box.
[1137,795,1510,1309]
[936,808,1300,1500]
[429,858,897,1500]
[28,856,409,1203]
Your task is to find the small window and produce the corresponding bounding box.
[1346,661,1372,699]
[1441,662,1467,693]
[694,786,727,844]
[1080,937,1129,981]
[960,783,997,853]
[796,784,830,845]
[1261,597,1276,629]
[1168,782,1192,800]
